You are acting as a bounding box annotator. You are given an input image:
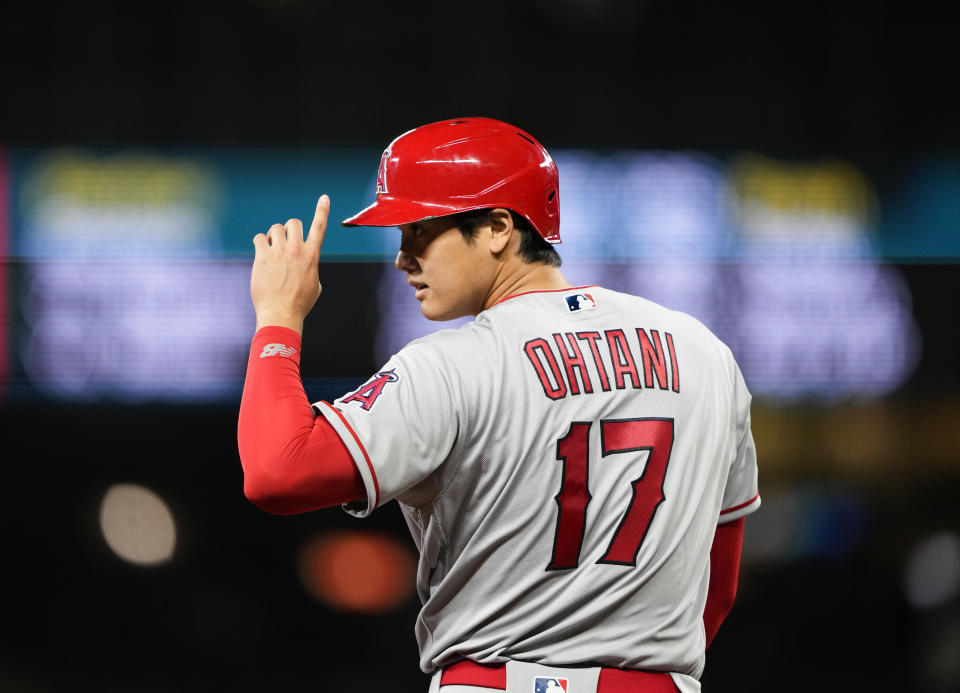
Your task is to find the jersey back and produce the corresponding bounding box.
[317,286,760,679]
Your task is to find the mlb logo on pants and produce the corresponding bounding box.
[533,677,569,693]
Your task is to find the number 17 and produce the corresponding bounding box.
[549,418,675,570]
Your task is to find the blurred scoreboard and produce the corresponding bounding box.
[2,146,957,402]
[5,148,389,401]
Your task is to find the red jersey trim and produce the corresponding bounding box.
[320,401,381,509]
[493,285,598,307]
[719,492,760,517]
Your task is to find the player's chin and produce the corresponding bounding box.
[418,298,467,322]
[418,302,449,321]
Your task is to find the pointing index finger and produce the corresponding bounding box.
[307,194,330,256]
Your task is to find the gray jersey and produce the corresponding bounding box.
[316,286,759,681]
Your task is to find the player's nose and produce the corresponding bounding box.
[394,248,418,273]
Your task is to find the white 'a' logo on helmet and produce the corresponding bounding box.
[376,147,391,196]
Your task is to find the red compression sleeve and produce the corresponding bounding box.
[237,326,364,514]
[703,517,745,649]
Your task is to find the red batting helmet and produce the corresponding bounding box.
[341,117,561,243]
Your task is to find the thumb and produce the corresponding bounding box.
[307,194,330,255]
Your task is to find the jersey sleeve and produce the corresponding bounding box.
[313,338,464,517]
[718,359,761,523]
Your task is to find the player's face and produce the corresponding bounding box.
[395,217,496,320]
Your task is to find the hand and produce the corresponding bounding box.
[250,195,330,335]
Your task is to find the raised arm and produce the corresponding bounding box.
[237,197,364,514]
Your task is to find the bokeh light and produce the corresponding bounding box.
[903,531,960,610]
[99,483,176,566]
[298,530,417,613]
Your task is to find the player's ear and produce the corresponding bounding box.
[487,208,514,255]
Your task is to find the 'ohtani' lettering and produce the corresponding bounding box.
[524,339,567,400]
[524,328,680,401]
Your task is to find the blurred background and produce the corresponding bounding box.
[2,0,958,691]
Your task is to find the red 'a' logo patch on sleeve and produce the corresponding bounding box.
[340,370,399,411]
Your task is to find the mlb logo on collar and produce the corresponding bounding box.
[534,677,569,693]
[565,292,597,312]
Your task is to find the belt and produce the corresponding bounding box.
[439,660,680,692]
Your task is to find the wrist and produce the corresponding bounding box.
[255,310,304,335]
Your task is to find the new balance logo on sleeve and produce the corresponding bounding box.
[259,343,298,359]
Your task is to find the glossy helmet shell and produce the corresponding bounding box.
[341,117,560,243]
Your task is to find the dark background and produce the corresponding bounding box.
[2,1,959,691]
[4,0,957,158]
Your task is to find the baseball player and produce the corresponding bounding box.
[238,118,759,693]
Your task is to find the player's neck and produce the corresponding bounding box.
[482,262,572,311]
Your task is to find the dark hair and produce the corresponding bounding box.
[450,208,562,268]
